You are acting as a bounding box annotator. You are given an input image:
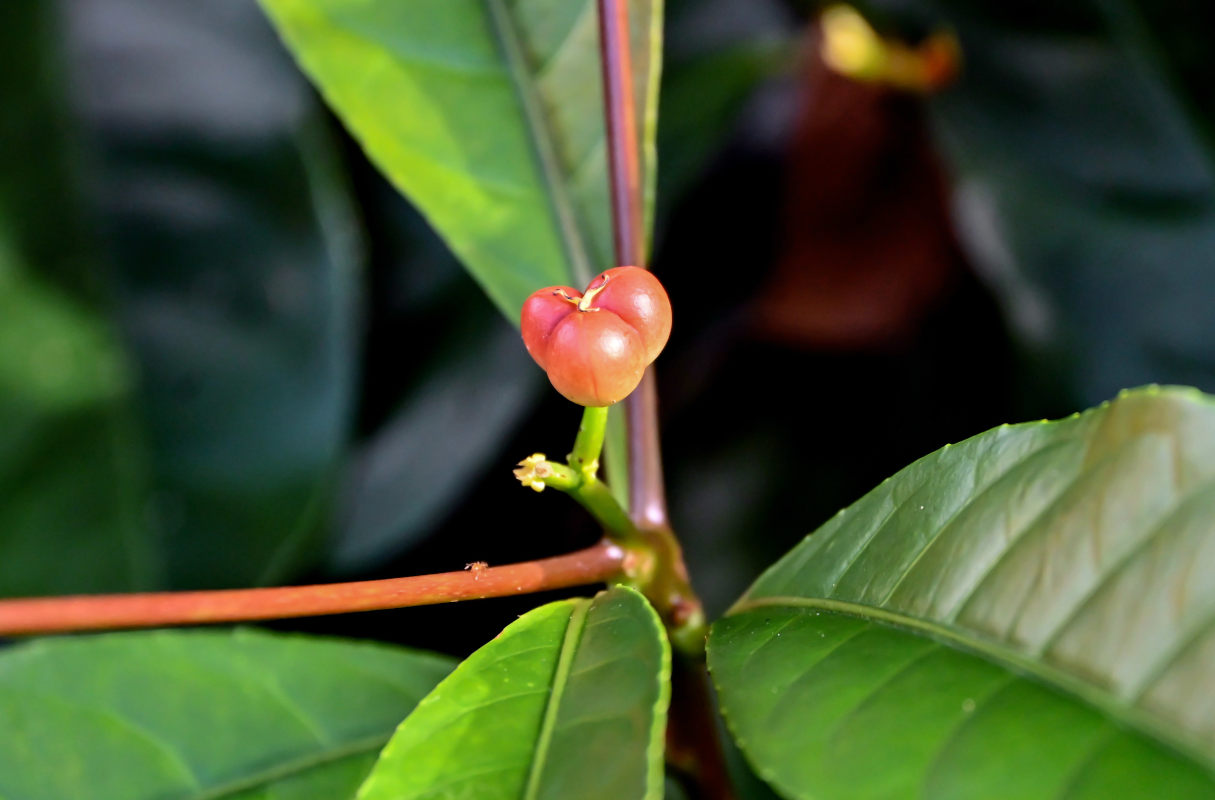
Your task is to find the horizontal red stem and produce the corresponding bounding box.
[0,542,626,636]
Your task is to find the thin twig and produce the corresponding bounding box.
[597,0,645,267]
[0,542,626,636]
[596,0,669,529]
[627,370,668,529]
[595,3,732,797]
[667,655,737,800]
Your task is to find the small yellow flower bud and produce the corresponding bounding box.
[513,453,551,492]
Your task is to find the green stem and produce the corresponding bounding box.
[521,459,705,655]
[568,405,608,479]
[570,481,705,654]
[518,458,638,544]
[569,477,637,542]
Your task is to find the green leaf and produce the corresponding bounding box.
[0,236,153,595]
[0,1,363,593]
[0,3,96,293]
[711,386,1215,799]
[327,188,545,572]
[258,0,663,322]
[357,586,670,800]
[67,0,363,588]
[335,312,542,571]
[604,403,632,510]
[0,629,453,800]
[0,2,154,596]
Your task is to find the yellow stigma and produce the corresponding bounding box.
[577,274,610,311]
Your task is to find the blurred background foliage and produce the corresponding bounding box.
[2,0,1214,655]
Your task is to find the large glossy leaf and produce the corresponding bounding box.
[0,629,453,799]
[711,386,1215,798]
[859,0,1215,404]
[259,0,662,322]
[63,0,362,587]
[357,586,670,800]
[1,1,361,594]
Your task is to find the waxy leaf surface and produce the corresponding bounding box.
[712,386,1215,798]
[259,0,662,321]
[0,0,362,594]
[0,629,453,799]
[357,586,670,800]
[66,0,363,588]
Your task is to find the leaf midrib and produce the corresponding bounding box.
[522,599,591,799]
[483,0,594,287]
[727,596,1215,773]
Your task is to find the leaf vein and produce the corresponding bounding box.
[1050,727,1121,800]
[483,0,594,285]
[919,676,1020,792]
[1036,473,1215,655]
[948,434,1156,626]
[881,437,1077,610]
[522,599,590,799]
[1130,612,1215,701]
[822,641,943,745]
[759,621,875,729]
[536,2,595,79]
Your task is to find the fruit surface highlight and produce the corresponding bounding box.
[521,266,672,406]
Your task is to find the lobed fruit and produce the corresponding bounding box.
[520,266,672,406]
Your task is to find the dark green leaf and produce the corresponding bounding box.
[358,586,670,800]
[65,0,363,587]
[1,1,362,593]
[258,0,662,321]
[604,404,632,509]
[0,237,153,595]
[0,2,96,293]
[0,629,453,800]
[0,3,154,596]
[325,186,545,571]
[335,313,541,571]
[712,386,1215,798]
[860,0,1215,403]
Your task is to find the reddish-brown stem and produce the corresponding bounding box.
[628,370,668,528]
[597,0,645,268]
[667,657,738,800]
[595,3,729,796]
[0,542,625,636]
[596,0,669,529]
